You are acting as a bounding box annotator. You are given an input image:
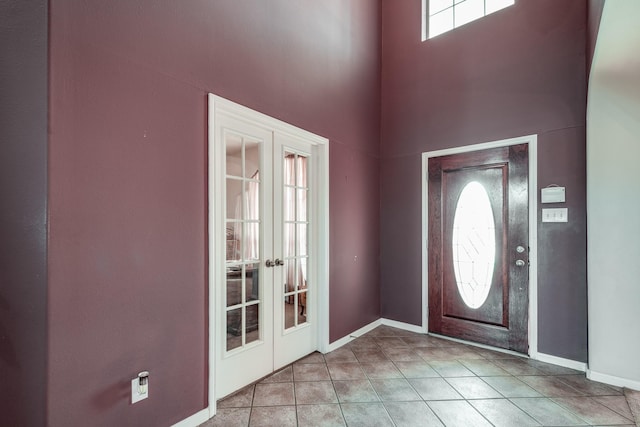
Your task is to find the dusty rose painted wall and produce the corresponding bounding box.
[48,1,380,426]
[0,1,48,426]
[380,0,589,361]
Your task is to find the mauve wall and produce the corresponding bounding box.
[0,1,48,426]
[380,0,588,361]
[48,1,380,426]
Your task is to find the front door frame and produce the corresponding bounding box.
[207,94,330,418]
[421,134,538,357]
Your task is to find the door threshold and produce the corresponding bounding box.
[428,332,529,359]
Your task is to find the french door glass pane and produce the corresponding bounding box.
[296,156,308,187]
[284,294,295,330]
[296,189,307,221]
[226,271,242,307]
[244,222,260,261]
[245,182,260,221]
[284,224,295,258]
[284,259,294,294]
[226,134,243,178]
[298,258,307,288]
[246,304,259,344]
[284,187,295,221]
[285,153,296,186]
[297,224,308,257]
[298,291,308,325]
[246,263,260,303]
[226,179,242,220]
[226,224,241,262]
[245,141,260,179]
[226,308,243,351]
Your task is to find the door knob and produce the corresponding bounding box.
[265,259,275,268]
[275,258,284,266]
[515,259,526,267]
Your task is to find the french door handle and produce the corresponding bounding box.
[515,259,526,267]
[265,259,275,268]
[275,258,284,266]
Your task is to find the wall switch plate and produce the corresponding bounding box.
[131,377,148,404]
[542,208,568,223]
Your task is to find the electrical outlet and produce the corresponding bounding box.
[131,377,148,404]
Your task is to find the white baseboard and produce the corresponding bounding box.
[324,318,426,353]
[381,318,427,334]
[171,408,211,427]
[587,369,640,391]
[324,319,382,353]
[534,352,587,372]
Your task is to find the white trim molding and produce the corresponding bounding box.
[324,319,383,353]
[206,93,330,418]
[381,318,427,334]
[422,134,538,356]
[324,318,423,354]
[535,352,587,373]
[170,408,210,427]
[587,369,640,391]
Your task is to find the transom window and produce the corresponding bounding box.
[423,0,514,40]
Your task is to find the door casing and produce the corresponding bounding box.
[421,135,538,356]
[207,94,330,417]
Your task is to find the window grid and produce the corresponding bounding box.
[283,152,309,329]
[225,136,262,351]
[427,0,514,39]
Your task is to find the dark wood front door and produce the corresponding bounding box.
[428,144,529,354]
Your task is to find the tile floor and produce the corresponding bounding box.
[201,325,636,427]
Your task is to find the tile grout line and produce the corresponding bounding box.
[211,326,636,427]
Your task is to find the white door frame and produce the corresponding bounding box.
[421,134,539,357]
[206,94,330,418]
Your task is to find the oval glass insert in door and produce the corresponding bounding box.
[451,181,496,309]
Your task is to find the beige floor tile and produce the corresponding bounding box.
[249,406,296,427]
[340,402,394,427]
[370,378,421,401]
[296,404,346,427]
[252,382,295,406]
[333,379,379,403]
[470,399,540,427]
[293,363,331,381]
[327,362,367,380]
[427,400,493,427]
[294,381,338,405]
[384,401,444,427]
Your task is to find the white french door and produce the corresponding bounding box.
[272,133,316,368]
[209,95,325,400]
